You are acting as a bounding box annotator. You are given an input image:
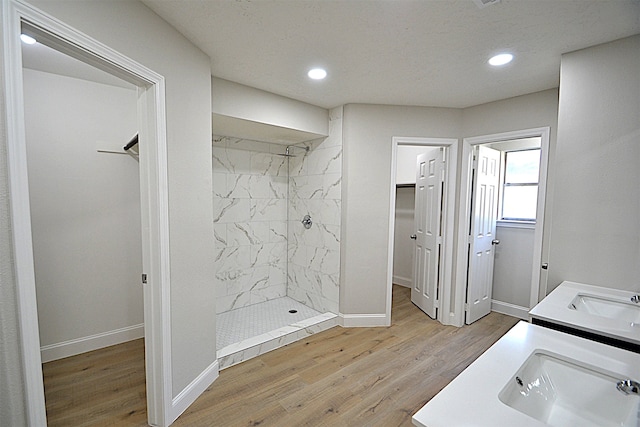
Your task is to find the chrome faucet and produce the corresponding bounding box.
[617,380,640,396]
[631,295,640,303]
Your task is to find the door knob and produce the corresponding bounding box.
[410,234,417,240]
[491,239,500,245]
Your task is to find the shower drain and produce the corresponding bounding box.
[289,309,298,314]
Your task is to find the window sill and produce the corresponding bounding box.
[497,220,536,230]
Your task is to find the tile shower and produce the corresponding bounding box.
[212,107,343,368]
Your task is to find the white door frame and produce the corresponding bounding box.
[2,1,172,425]
[455,127,550,326]
[388,137,458,325]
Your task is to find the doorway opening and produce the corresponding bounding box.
[457,128,550,325]
[387,137,458,326]
[22,36,146,423]
[4,3,171,425]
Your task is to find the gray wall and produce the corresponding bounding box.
[341,104,462,314]
[493,225,535,307]
[462,89,559,302]
[23,69,142,360]
[340,90,559,318]
[547,35,640,292]
[3,0,216,413]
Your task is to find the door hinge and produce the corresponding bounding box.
[464,303,470,311]
[142,273,147,284]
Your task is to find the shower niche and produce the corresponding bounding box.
[212,106,343,369]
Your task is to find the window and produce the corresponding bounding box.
[501,149,540,221]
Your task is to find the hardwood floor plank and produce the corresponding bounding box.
[42,339,147,427]
[43,285,519,426]
[295,329,400,384]
[180,375,306,426]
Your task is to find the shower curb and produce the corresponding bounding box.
[217,312,338,370]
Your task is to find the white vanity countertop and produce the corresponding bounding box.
[412,321,640,427]
[529,281,640,345]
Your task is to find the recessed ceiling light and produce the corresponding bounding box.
[20,34,37,45]
[489,53,513,66]
[307,68,327,80]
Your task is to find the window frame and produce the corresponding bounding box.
[499,148,541,223]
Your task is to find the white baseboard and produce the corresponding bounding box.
[392,276,412,287]
[339,313,390,327]
[491,300,529,320]
[40,324,144,363]
[170,359,219,424]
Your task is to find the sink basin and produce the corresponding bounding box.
[499,350,640,427]
[569,293,640,325]
[413,322,640,427]
[529,281,640,352]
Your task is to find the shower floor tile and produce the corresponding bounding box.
[216,298,338,370]
[216,297,322,350]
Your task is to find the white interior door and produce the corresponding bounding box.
[411,148,445,319]
[465,145,501,324]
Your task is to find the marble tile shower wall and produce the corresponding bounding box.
[212,108,343,316]
[288,106,343,314]
[212,136,289,314]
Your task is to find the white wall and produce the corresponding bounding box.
[341,104,462,316]
[547,35,640,292]
[23,69,142,361]
[25,0,216,398]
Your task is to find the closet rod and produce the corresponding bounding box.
[123,134,138,151]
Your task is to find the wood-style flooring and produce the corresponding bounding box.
[43,337,147,426]
[43,285,519,426]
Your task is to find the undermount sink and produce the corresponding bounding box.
[499,350,640,427]
[569,293,640,325]
[529,281,640,352]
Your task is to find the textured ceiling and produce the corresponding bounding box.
[143,0,640,109]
